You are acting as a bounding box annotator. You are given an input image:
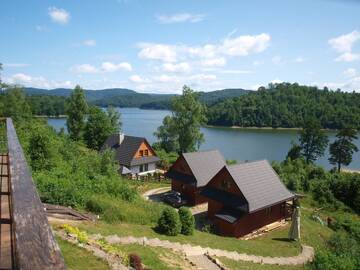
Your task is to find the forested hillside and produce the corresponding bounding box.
[207,83,360,129]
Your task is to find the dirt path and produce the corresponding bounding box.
[142,187,170,201]
[101,234,314,266]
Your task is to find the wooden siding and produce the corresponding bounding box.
[133,141,156,159]
[171,179,207,205]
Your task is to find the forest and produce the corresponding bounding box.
[206,83,360,129]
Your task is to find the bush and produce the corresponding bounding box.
[178,207,195,235]
[129,253,143,270]
[157,208,181,236]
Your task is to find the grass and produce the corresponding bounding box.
[216,257,310,270]
[114,244,186,270]
[129,180,170,194]
[75,221,301,257]
[56,237,110,270]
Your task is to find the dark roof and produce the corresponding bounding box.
[182,150,226,187]
[200,187,248,211]
[214,208,245,224]
[102,134,158,167]
[165,170,197,184]
[227,160,295,213]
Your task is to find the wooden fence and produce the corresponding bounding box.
[5,118,67,270]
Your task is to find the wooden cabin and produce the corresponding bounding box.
[102,133,160,176]
[165,150,226,205]
[201,160,295,237]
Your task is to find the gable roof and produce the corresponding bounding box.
[181,150,226,187]
[102,134,159,167]
[226,160,295,213]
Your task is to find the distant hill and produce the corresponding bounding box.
[23,87,250,109]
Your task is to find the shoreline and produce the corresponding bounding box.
[205,124,337,132]
[35,115,67,119]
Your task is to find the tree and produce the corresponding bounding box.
[84,106,113,150]
[2,87,31,121]
[286,142,302,161]
[66,85,88,141]
[155,85,206,153]
[106,106,122,133]
[178,207,195,235]
[299,119,329,163]
[154,116,179,153]
[157,208,181,236]
[329,128,359,172]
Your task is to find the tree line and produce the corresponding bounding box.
[207,82,360,129]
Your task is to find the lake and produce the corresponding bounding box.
[47,108,360,170]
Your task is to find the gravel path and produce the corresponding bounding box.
[100,234,314,266]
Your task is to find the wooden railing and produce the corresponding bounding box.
[5,118,67,270]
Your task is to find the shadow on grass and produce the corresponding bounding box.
[272,237,293,242]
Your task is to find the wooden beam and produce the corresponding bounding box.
[6,118,67,270]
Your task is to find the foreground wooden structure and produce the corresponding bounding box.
[0,118,66,270]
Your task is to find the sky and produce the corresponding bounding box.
[1,0,360,93]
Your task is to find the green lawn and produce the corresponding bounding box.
[75,221,301,257]
[216,257,309,270]
[114,244,187,270]
[57,237,110,270]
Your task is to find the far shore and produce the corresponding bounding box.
[35,115,67,119]
[205,124,337,132]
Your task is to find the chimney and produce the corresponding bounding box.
[119,133,125,145]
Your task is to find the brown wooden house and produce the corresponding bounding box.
[102,133,160,176]
[201,160,295,237]
[165,150,226,205]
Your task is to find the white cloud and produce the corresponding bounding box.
[335,52,360,62]
[71,64,98,74]
[153,74,180,83]
[157,13,205,24]
[48,7,70,25]
[329,31,360,62]
[83,39,96,46]
[220,33,270,56]
[4,63,29,68]
[189,74,217,83]
[329,31,360,53]
[162,62,191,73]
[200,57,226,67]
[219,69,253,74]
[344,68,357,78]
[101,62,132,72]
[271,79,283,84]
[294,56,305,63]
[138,43,177,62]
[5,73,73,89]
[129,74,149,83]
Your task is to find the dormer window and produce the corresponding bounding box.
[139,150,144,157]
[145,150,149,156]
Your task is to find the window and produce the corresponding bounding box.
[220,179,231,190]
[144,164,148,171]
[144,150,149,156]
[140,165,144,172]
[139,150,144,157]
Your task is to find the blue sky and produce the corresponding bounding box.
[1,0,360,93]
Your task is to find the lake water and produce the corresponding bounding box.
[47,108,360,170]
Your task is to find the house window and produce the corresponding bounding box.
[144,150,149,156]
[144,164,148,171]
[140,165,144,172]
[266,207,272,215]
[220,179,231,190]
[139,150,144,157]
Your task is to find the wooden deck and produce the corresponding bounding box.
[0,154,13,270]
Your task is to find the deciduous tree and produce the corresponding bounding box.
[66,85,88,141]
[329,128,359,172]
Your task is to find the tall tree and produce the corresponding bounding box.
[286,142,302,161]
[84,106,113,150]
[155,85,206,153]
[329,128,359,172]
[154,115,179,153]
[106,106,122,133]
[299,119,329,163]
[66,85,88,141]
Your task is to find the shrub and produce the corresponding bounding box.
[179,207,195,235]
[129,253,143,270]
[157,208,181,236]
